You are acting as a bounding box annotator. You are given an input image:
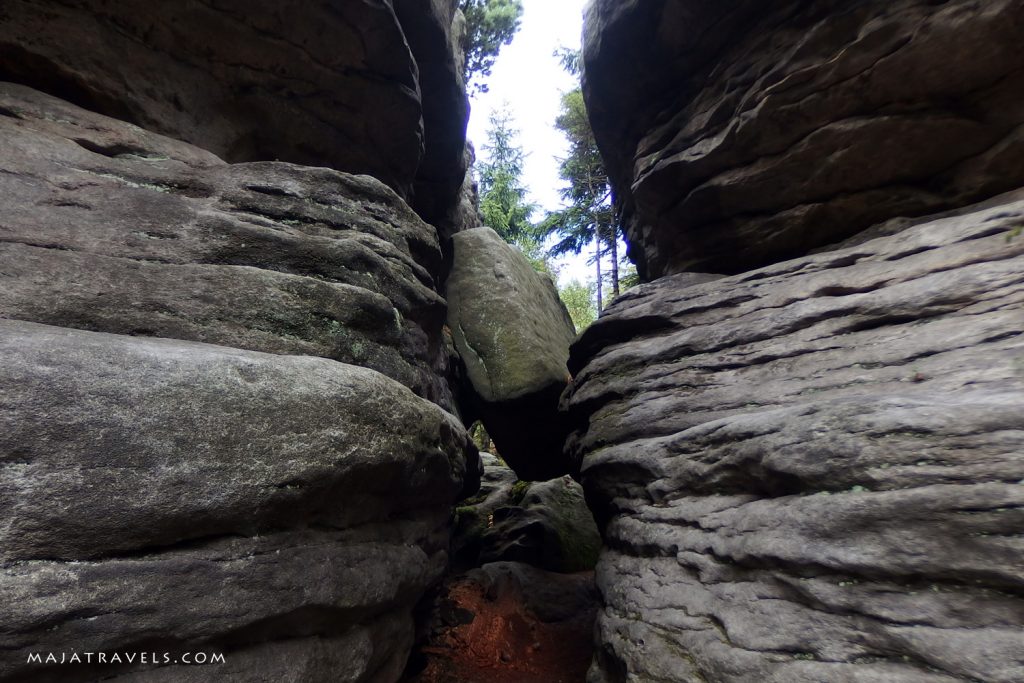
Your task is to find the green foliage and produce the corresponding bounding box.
[559,279,597,332]
[514,233,557,278]
[618,263,640,292]
[470,421,493,453]
[509,480,532,505]
[553,46,582,76]
[539,52,621,308]
[459,0,524,95]
[478,107,537,244]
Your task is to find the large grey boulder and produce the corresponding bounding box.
[564,196,1024,682]
[482,476,601,574]
[452,456,601,574]
[0,82,453,408]
[0,0,470,223]
[582,0,1024,278]
[0,320,476,682]
[446,228,577,480]
[0,81,482,682]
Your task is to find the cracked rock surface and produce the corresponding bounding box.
[0,82,455,409]
[582,0,1024,278]
[0,0,470,221]
[0,320,475,682]
[563,196,1024,682]
[0,82,479,681]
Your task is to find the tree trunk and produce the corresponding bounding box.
[610,227,620,297]
[595,229,603,312]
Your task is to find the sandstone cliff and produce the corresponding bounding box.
[573,2,1024,681]
[0,3,480,680]
[583,0,1024,279]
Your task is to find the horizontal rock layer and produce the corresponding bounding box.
[583,0,1024,278]
[0,82,453,408]
[0,0,470,222]
[565,196,1024,682]
[0,82,480,681]
[0,320,475,681]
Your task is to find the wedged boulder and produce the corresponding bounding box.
[446,228,577,480]
[564,196,1024,682]
[0,319,477,682]
[582,0,1024,278]
[0,0,470,221]
[0,82,454,408]
[452,456,601,574]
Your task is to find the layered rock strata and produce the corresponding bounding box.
[0,82,478,681]
[582,0,1024,278]
[565,196,1024,682]
[0,0,470,224]
[0,320,475,682]
[0,82,453,408]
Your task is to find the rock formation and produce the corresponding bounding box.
[446,228,577,480]
[568,198,1024,682]
[6,0,1022,680]
[0,83,453,408]
[0,0,470,227]
[0,1,479,680]
[0,319,475,682]
[583,0,1024,279]
[393,0,472,235]
[452,455,601,574]
[572,2,1024,681]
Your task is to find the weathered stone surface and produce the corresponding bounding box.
[0,0,416,195]
[565,197,1024,682]
[453,455,601,574]
[0,0,470,222]
[583,0,1024,278]
[451,141,485,236]
[0,319,476,681]
[447,228,577,480]
[394,0,471,235]
[482,476,601,574]
[0,82,453,408]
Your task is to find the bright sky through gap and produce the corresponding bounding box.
[465,0,592,286]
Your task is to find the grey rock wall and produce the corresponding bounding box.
[583,0,1024,278]
[0,0,470,226]
[0,320,474,682]
[575,3,1024,679]
[565,195,1024,682]
[0,82,478,681]
[0,83,452,408]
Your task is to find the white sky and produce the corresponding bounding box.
[465,0,593,286]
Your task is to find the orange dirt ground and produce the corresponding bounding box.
[407,576,595,683]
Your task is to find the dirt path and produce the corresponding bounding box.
[406,571,595,683]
